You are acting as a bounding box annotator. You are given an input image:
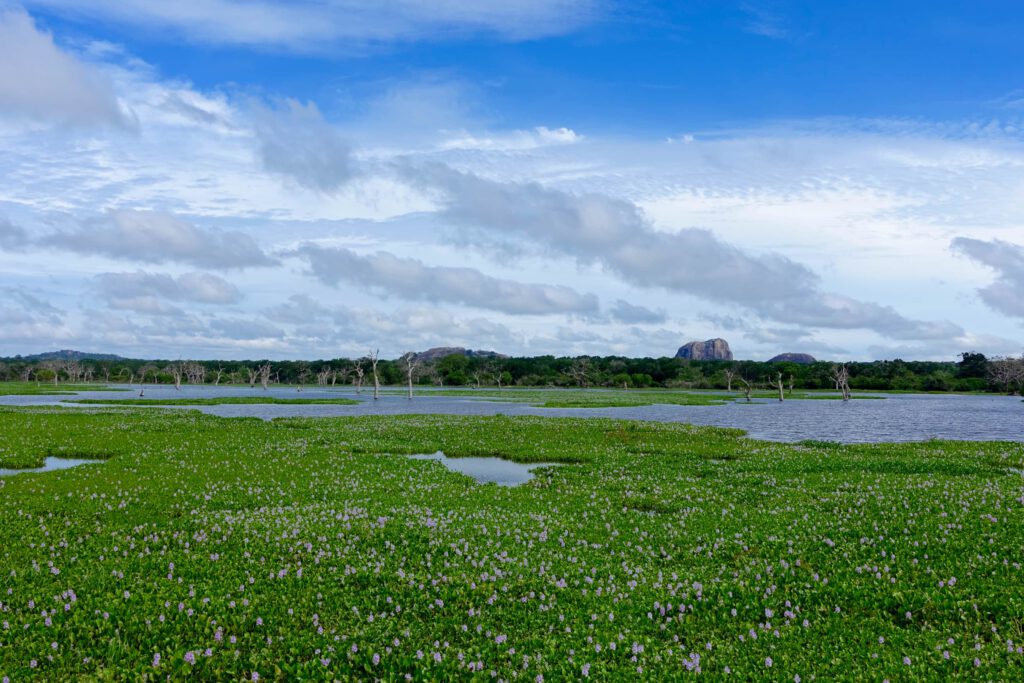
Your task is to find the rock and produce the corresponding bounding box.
[413,347,506,362]
[675,338,733,361]
[768,353,817,364]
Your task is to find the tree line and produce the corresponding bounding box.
[1,350,1022,395]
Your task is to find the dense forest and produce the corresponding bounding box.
[2,351,1022,394]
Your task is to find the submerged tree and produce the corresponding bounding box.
[368,349,381,400]
[400,352,420,400]
[831,363,852,402]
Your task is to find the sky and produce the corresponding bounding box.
[0,1,1023,361]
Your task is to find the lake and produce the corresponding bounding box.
[1,384,1021,443]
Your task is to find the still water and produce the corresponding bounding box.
[407,452,561,486]
[2,385,1022,443]
[0,457,104,477]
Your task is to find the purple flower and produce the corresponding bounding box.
[152,653,161,667]
[184,652,196,665]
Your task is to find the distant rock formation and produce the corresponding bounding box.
[768,353,817,364]
[413,347,507,362]
[11,349,125,362]
[675,338,733,361]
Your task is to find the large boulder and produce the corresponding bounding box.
[768,352,817,364]
[675,338,733,361]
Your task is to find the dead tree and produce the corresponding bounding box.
[213,366,224,386]
[368,349,381,400]
[247,367,259,388]
[352,363,365,394]
[258,363,272,390]
[787,374,795,396]
[722,368,736,392]
[400,352,420,400]
[168,363,184,390]
[831,364,852,402]
[774,371,785,402]
[739,377,753,403]
[988,356,1024,395]
[566,357,592,389]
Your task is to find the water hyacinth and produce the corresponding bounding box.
[0,408,1019,679]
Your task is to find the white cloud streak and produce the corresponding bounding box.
[22,0,602,51]
[296,243,600,316]
[46,210,278,269]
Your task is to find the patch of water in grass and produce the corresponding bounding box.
[407,451,561,486]
[0,457,104,477]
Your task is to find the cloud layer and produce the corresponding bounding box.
[46,210,277,269]
[23,0,601,50]
[297,243,600,316]
[952,237,1024,320]
[0,9,128,127]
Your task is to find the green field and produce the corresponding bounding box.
[68,396,360,407]
[0,382,126,396]
[0,407,1022,680]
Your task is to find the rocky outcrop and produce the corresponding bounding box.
[675,338,733,361]
[768,353,817,364]
[413,347,506,362]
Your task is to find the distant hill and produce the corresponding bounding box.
[675,338,733,361]
[768,353,817,364]
[8,350,126,362]
[413,347,507,362]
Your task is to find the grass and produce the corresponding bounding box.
[67,396,360,406]
[0,382,126,396]
[0,407,1022,680]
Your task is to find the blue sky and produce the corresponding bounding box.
[0,1,1022,360]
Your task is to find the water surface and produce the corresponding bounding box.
[0,457,104,477]
[407,452,561,486]
[2,385,1022,443]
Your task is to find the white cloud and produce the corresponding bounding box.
[46,210,278,269]
[22,0,602,51]
[0,9,128,127]
[951,237,1024,319]
[254,100,355,193]
[296,243,600,316]
[403,162,962,340]
[94,270,243,309]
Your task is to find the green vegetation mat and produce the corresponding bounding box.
[0,408,1021,680]
[68,396,360,406]
[0,382,126,396]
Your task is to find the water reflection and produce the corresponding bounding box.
[1,384,1021,443]
[407,452,561,486]
[0,457,104,477]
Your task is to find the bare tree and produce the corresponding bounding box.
[831,364,852,402]
[738,377,753,403]
[19,365,33,382]
[566,357,592,389]
[213,365,224,386]
[787,374,795,396]
[258,363,272,390]
[368,349,381,400]
[774,371,785,402]
[400,352,420,400]
[247,367,259,388]
[167,363,184,390]
[352,363,365,394]
[989,355,1024,395]
[722,368,736,392]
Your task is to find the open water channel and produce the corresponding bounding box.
[2,384,1022,443]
